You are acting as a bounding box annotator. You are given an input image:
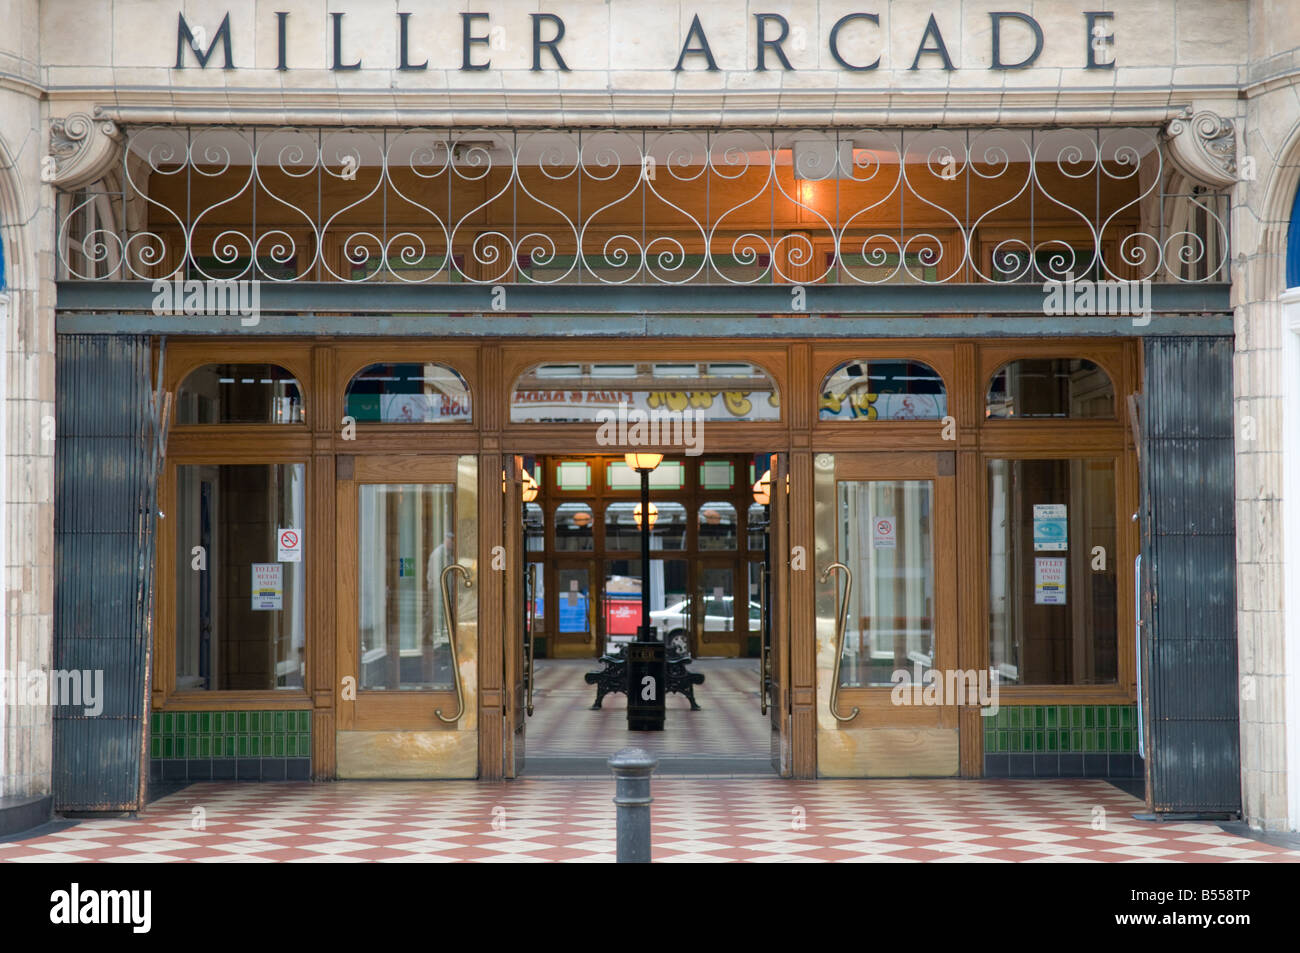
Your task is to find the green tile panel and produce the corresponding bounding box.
[981,705,1137,755]
[150,710,312,760]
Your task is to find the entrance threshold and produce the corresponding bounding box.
[523,756,774,778]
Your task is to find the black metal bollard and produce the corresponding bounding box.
[609,747,657,863]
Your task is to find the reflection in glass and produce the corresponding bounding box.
[512,361,780,422]
[344,362,471,423]
[988,458,1118,685]
[557,568,591,637]
[698,566,736,647]
[747,502,768,550]
[604,558,689,655]
[176,364,302,424]
[524,502,545,553]
[836,480,935,687]
[604,500,686,550]
[356,483,456,690]
[554,502,594,551]
[698,502,738,551]
[985,359,1114,419]
[174,463,306,689]
[819,359,946,421]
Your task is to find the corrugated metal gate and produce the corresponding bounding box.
[53,335,168,812]
[1139,336,1241,815]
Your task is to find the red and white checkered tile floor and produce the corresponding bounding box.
[3,778,1298,862]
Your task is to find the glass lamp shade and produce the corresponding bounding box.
[753,469,772,505]
[633,501,659,529]
[624,451,664,472]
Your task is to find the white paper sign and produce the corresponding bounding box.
[252,563,283,611]
[277,527,302,562]
[1034,557,1067,605]
[872,516,896,549]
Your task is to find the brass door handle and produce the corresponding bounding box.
[819,562,859,723]
[436,563,473,724]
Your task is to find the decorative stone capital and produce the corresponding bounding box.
[48,113,122,190]
[1162,108,1237,190]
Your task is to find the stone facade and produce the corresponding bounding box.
[2,0,1298,829]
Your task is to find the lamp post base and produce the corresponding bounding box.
[626,626,666,731]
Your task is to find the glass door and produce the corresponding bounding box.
[553,560,596,656]
[815,451,959,776]
[335,455,479,778]
[503,454,527,778]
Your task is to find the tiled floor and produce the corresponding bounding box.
[526,658,770,763]
[3,778,1299,862]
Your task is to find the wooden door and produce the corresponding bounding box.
[334,454,478,778]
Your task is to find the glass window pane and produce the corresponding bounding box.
[988,458,1118,685]
[698,566,736,652]
[606,558,688,655]
[604,500,686,551]
[836,480,935,688]
[986,359,1114,419]
[820,359,946,421]
[555,461,591,491]
[699,460,735,490]
[606,460,685,490]
[356,484,457,690]
[554,502,594,551]
[176,363,302,424]
[747,502,768,550]
[557,568,591,637]
[344,362,471,423]
[524,502,545,553]
[698,502,738,551]
[174,463,306,690]
[512,361,780,422]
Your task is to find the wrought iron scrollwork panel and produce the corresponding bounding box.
[57,126,1230,285]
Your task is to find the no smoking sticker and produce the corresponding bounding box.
[873,517,896,549]
[278,528,302,562]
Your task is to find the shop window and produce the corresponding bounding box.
[606,459,685,491]
[986,359,1114,419]
[698,502,739,551]
[344,362,471,423]
[747,502,768,550]
[987,458,1118,686]
[349,252,463,283]
[604,500,687,551]
[555,502,594,551]
[174,463,306,691]
[819,359,947,421]
[989,246,1102,283]
[555,461,592,491]
[188,253,301,281]
[829,249,940,284]
[176,363,303,425]
[512,361,780,422]
[524,502,545,553]
[699,460,735,490]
